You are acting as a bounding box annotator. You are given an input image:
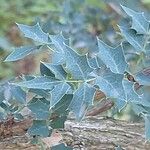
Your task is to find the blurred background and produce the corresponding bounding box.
[0,0,150,120]
[1,0,150,79]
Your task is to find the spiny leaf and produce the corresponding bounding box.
[64,44,93,80]
[5,45,41,62]
[50,94,73,128]
[122,79,142,103]
[28,120,51,137]
[3,84,12,101]
[40,62,55,77]
[50,115,67,129]
[28,97,50,120]
[51,94,73,115]
[93,68,126,100]
[114,99,127,112]
[12,76,60,90]
[49,33,69,65]
[87,55,105,69]
[132,103,147,116]
[114,80,143,111]
[41,62,67,80]
[135,68,150,86]
[11,85,26,104]
[29,89,51,99]
[97,39,127,74]
[0,87,5,103]
[137,86,150,107]
[121,5,149,34]
[69,83,96,120]
[50,82,71,108]
[87,56,99,69]
[119,26,145,52]
[17,23,49,44]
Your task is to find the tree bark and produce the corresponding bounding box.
[0,116,150,150]
[62,116,150,150]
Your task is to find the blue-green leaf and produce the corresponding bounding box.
[122,79,142,103]
[93,68,126,100]
[119,26,145,52]
[50,115,67,129]
[87,56,99,69]
[40,62,55,77]
[0,87,5,103]
[87,55,105,69]
[64,44,93,80]
[5,45,41,62]
[135,68,150,86]
[137,86,150,107]
[69,83,96,120]
[41,62,67,80]
[114,80,142,111]
[17,23,49,44]
[49,33,69,65]
[50,82,71,108]
[115,145,123,150]
[29,89,51,99]
[28,120,51,137]
[11,85,26,104]
[121,5,149,34]
[97,39,127,74]
[28,97,50,120]
[114,99,127,112]
[12,76,60,90]
[51,94,73,128]
[51,94,73,115]
[132,103,147,116]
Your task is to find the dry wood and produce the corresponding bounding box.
[0,116,150,150]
